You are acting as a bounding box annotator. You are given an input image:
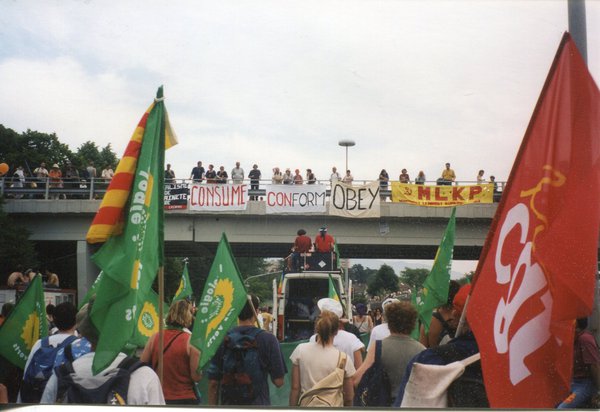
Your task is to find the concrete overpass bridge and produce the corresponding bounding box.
[5,198,496,298]
[5,199,496,259]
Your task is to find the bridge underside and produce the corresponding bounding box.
[163,241,483,260]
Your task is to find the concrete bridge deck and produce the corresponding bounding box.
[6,199,495,260]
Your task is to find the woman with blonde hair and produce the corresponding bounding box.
[141,299,202,404]
[289,311,355,406]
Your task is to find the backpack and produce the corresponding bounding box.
[353,340,391,406]
[55,356,145,404]
[298,351,347,407]
[220,327,266,405]
[20,335,78,403]
[437,347,488,407]
[401,349,487,408]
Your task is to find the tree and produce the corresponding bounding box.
[367,264,399,296]
[0,197,38,282]
[0,126,74,176]
[99,144,119,170]
[74,141,102,172]
[398,267,430,290]
[348,263,376,284]
[0,125,23,171]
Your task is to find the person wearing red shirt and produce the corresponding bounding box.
[314,227,335,252]
[289,229,312,271]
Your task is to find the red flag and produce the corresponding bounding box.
[467,33,600,408]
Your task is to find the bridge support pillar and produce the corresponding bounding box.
[76,240,100,304]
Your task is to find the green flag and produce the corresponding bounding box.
[328,274,340,302]
[130,289,165,348]
[89,87,167,374]
[173,261,193,302]
[0,276,48,369]
[79,270,104,310]
[191,233,248,370]
[416,207,456,334]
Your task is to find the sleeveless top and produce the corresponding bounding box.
[150,329,195,400]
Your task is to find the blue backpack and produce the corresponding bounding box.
[20,335,78,403]
[353,340,392,406]
[220,327,266,405]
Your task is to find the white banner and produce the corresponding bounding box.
[329,181,380,218]
[265,184,327,214]
[188,184,249,211]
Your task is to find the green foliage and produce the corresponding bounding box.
[0,197,38,282]
[0,126,74,175]
[100,144,119,170]
[348,263,376,284]
[74,141,102,171]
[0,125,118,178]
[398,267,430,290]
[367,264,399,296]
[238,257,274,305]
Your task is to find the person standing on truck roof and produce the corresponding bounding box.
[314,227,335,253]
[290,229,312,271]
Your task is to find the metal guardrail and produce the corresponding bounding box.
[0,177,505,201]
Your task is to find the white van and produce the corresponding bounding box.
[272,270,351,342]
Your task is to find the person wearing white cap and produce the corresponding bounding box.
[367,297,399,353]
[309,298,364,369]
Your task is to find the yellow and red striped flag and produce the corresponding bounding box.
[86,99,177,244]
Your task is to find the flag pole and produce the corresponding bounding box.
[158,266,165,383]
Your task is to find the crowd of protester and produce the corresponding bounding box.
[2,159,502,201]
[2,159,115,199]
[179,160,499,189]
[2,275,597,407]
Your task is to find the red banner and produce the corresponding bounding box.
[467,33,600,408]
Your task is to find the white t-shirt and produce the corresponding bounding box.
[42,352,165,405]
[290,341,356,394]
[367,323,390,352]
[309,329,364,359]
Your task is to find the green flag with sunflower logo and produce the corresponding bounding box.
[191,233,248,370]
[130,289,165,347]
[173,261,193,302]
[0,275,48,369]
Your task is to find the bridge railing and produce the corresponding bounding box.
[0,177,506,202]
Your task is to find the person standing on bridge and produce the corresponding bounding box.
[248,164,261,200]
[440,162,456,185]
[231,161,244,184]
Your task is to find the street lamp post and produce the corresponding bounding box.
[338,139,356,172]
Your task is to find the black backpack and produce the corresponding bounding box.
[55,356,146,404]
[353,340,392,406]
[432,343,489,407]
[20,335,78,403]
[220,327,266,405]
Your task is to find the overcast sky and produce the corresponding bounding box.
[2,1,599,273]
[2,1,599,184]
